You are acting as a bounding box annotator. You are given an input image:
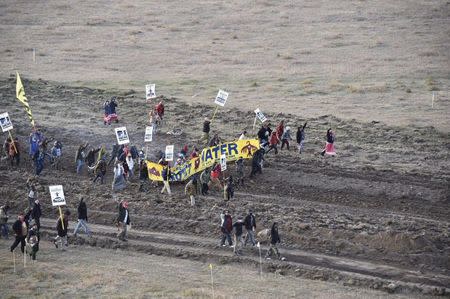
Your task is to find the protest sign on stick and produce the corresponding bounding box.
[165,145,174,162]
[0,112,17,153]
[211,89,229,122]
[49,185,66,230]
[254,108,267,123]
[146,84,156,100]
[144,126,153,142]
[115,127,130,145]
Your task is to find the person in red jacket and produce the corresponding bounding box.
[266,131,279,154]
[155,101,165,119]
[208,163,222,191]
[220,210,233,247]
[275,120,285,141]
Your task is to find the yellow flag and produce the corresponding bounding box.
[16,72,35,126]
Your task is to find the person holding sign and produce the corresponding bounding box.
[54,210,70,249]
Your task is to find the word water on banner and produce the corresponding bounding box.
[115,127,130,145]
[49,185,66,206]
[254,108,267,123]
[144,126,153,142]
[0,112,13,132]
[165,145,174,161]
[214,89,229,107]
[146,84,156,100]
[220,154,227,171]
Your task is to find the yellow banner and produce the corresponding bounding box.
[16,72,35,127]
[146,139,260,182]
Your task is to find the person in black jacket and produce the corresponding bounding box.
[265,222,284,260]
[233,217,245,255]
[250,149,265,178]
[117,201,130,241]
[73,198,91,237]
[54,210,70,249]
[244,210,257,247]
[10,213,27,253]
[296,122,307,154]
[31,199,42,231]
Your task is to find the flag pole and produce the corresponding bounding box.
[211,106,219,123]
[58,206,64,230]
[8,131,18,154]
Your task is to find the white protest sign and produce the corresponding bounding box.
[254,108,267,123]
[214,89,229,107]
[220,154,227,171]
[115,127,130,145]
[165,145,174,161]
[49,185,66,206]
[146,84,156,100]
[0,112,13,132]
[144,126,153,142]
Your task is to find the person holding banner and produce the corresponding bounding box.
[209,163,222,192]
[54,210,70,249]
[160,165,172,195]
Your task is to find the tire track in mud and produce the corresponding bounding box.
[37,218,449,296]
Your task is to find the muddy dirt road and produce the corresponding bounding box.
[0,78,449,296]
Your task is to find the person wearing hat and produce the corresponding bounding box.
[281,126,292,150]
[117,201,130,241]
[200,117,211,145]
[54,210,70,250]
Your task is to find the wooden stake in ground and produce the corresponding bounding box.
[23,252,26,268]
[257,242,263,277]
[432,92,435,108]
[13,251,16,273]
[209,263,215,299]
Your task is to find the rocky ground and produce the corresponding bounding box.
[0,77,449,297]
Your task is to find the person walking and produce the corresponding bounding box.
[321,128,336,156]
[280,126,292,150]
[275,120,285,141]
[296,122,307,154]
[199,168,210,195]
[31,199,42,231]
[224,175,234,201]
[138,160,148,192]
[266,131,279,154]
[200,117,211,145]
[50,140,62,170]
[92,158,107,185]
[117,201,130,241]
[160,165,172,195]
[112,162,127,192]
[235,158,244,186]
[185,177,197,206]
[10,213,27,254]
[209,163,222,192]
[26,222,39,261]
[54,210,70,250]
[244,210,256,247]
[75,142,88,174]
[250,149,265,178]
[0,204,10,239]
[220,210,233,247]
[265,222,284,260]
[73,198,91,237]
[233,217,245,255]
